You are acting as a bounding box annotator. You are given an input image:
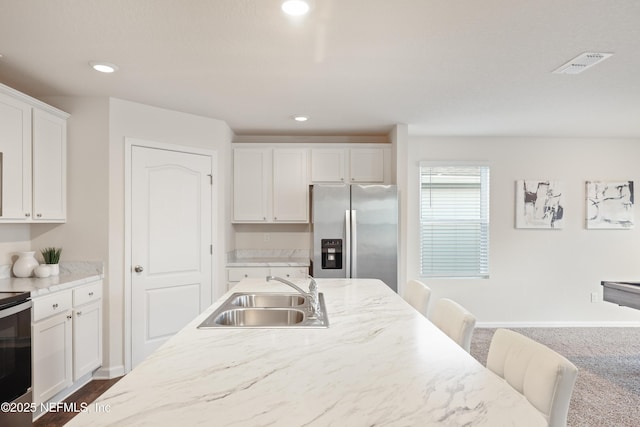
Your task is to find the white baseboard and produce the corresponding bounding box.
[93,365,125,380]
[476,321,640,328]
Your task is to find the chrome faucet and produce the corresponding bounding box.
[266,275,321,318]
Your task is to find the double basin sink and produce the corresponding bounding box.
[198,292,329,329]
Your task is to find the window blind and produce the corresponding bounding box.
[420,165,490,278]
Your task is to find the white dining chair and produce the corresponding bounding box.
[430,298,476,352]
[486,328,578,427]
[403,279,431,318]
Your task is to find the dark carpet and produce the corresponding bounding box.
[470,328,640,427]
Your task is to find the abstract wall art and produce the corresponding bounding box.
[586,181,634,229]
[515,180,564,229]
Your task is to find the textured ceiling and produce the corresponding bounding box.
[1,0,639,137]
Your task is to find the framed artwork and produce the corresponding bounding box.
[515,180,564,229]
[586,181,634,229]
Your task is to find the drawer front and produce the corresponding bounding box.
[73,281,103,307]
[269,267,309,279]
[33,290,73,322]
[227,267,271,282]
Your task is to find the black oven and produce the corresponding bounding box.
[0,291,32,427]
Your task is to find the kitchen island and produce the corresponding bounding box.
[67,278,546,426]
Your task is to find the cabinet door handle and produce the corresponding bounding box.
[88,292,94,296]
[25,213,31,217]
[134,265,144,273]
[53,303,59,309]
[77,311,82,316]
[67,315,72,320]
[36,213,42,218]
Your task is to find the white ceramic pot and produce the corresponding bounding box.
[34,264,51,278]
[47,264,60,276]
[13,251,39,278]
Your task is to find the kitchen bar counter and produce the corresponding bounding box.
[602,281,640,311]
[67,278,546,426]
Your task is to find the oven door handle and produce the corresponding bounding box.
[0,300,32,319]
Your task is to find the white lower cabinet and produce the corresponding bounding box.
[32,291,73,405]
[32,281,103,405]
[72,297,102,380]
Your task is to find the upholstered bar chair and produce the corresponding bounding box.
[487,328,578,427]
[403,279,431,318]
[431,298,476,352]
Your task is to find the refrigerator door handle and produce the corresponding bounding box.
[351,209,357,278]
[345,210,351,278]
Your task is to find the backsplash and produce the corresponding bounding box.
[227,249,309,262]
[0,261,104,279]
[0,264,11,279]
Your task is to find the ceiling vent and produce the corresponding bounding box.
[553,52,613,75]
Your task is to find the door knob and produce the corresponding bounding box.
[134,265,144,273]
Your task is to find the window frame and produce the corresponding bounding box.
[419,162,490,279]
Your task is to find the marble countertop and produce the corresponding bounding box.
[66,278,546,427]
[0,262,104,297]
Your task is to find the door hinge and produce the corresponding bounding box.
[210,244,213,255]
[207,173,213,185]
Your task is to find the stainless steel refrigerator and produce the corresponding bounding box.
[311,184,398,292]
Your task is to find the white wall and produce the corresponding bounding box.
[389,124,408,290]
[233,224,309,251]
[402,136,640,326]
[31,97,109,262]
[108,98,232,373]
[0,226,30,265]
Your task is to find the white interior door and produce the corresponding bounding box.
[131,146,212,367]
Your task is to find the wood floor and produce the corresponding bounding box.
[34,377,122,427]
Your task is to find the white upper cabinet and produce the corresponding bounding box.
[349,148,384,183]
[310,148,346,183]
[33,109,67,221]
[233,148,270,222]
[0,91,32,220]
[233,147,309,223]
[0,84,68,223]
[272,149,308,222]
[311,147,388,184]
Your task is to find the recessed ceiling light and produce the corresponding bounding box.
[293,115,309,122]
[552,52,613,75]
[282,1,310,16]
[89,61,119,73]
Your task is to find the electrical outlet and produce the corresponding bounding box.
[590,292,599,303]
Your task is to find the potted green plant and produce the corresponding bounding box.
[41,247,62,276]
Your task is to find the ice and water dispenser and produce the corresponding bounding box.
[321,239,342,269]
